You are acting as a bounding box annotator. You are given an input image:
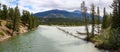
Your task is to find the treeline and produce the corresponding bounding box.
[38,18,85,26]
[80,0,120,50]
[0,4,39,36]
[38,17,100,26]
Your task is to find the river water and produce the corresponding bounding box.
[0,25,106,52]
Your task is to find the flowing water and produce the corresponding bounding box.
[0,25,105,52]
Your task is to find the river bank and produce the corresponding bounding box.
[0,20,28,42]
[56,25,120,52]
[90,34,120,52]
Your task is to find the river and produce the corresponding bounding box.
[0,25,106,52]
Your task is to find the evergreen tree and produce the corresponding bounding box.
[28,14,32,30]
[9,8,15,20]
[0,3,1,19]
[12,6,21,33]
[107,13,112,26]
[91,4,95,36]
[81,1,89,40]
[2,5,8,20]
[111,0,120,30]
[21,10,39,30]
[21,10,30,25]
[21,10,31,30]
[102,8,108,29]
[32,16,39,28]
[0,4,39,36]
[97,7,100,33]
[108,0,120,49]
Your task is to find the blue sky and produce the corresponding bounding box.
[0,0,112,16]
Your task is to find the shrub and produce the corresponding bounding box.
[108,28,120,49]
[0,32,4,36]
[6,22,13,29]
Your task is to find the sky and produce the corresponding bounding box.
[0,0,113,16]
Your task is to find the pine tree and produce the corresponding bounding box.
[28,14,32,30]
[21,10,32,30]
[108,0,120,49]
[91,4,95,36]
[21,10,39,30]
[111,0,120,30]
[12,6,21,34]
[2,5,8,20]
[97,7,100,34]
[81,1,89,40]
[9,8,15,20]
[21,10,30,25]
[32,16,39,28]
[0,3,1,19]
[102,8,108,29]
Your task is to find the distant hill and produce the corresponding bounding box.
[33,9,102,25]
[43,13,66,18]
[33,9,92,18]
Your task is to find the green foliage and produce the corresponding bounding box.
[13,6,21,32]
[102,8,110,29]
[0,8,1,19]
[111,0,120,30]
[96,7,101,25]
[28,15,39,30]
[2,5,8,20]
[108,29,120,49]
[92,27,120,50]
[106,0,120,49]
[0,32,4,36]
[92,0,120,49]
[21,10,31,25]
[39,17,84,26]
[21,10,39,30]
[8,8,14,20]
[0,4,39,36]
[31,16,39,28]
[6,22,13,29]
[92,28,110,44]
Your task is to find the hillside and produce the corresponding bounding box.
[33,9,91,18]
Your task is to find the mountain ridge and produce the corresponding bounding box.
[33,9,101,19]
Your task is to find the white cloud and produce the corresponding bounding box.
[0,0,113,16]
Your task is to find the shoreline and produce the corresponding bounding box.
[0,20,29,42]
[0,30,28,42]
[56,25,119,52]
[0,35,11,42]
[0,26,38,42]
[89,37,120,52]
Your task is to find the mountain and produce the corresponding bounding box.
[43,13,66,18]
[33,9,101,19]
[33,9,86,18]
